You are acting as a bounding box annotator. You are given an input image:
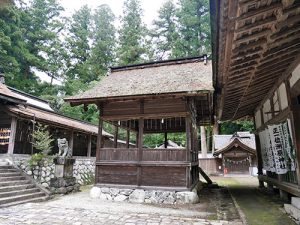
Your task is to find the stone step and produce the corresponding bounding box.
[0,172,21,177]
[292,197,300,210]
[0,180,31,187]
[0,162,9,166]
[0,168,19,173]
[0,188,41,198]
[0,192,46,205]
[0,176,26,182]
[0,184,36,192]
[284,204,300,221]
[0,196,48,208]
[0,166,14,170]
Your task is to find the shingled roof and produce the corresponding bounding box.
[0,83,26,104]
[66,56,213,104]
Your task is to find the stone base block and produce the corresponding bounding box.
[90,186,200,204]
[50,177,76,188]
[292,197,300,210]
[50,177,78,195]
[284,204,300,221]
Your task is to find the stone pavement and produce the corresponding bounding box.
[0,185,243,225]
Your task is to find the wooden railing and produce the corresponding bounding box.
[99,148,138,161]
[142,148,186,161]
[98,148,186,162]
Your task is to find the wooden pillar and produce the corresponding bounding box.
[87,134,92,157]
[69,130,74,156]
[113,125,118,148]
[185,116,191,187]
[137,101,144,186]
[164,132,168,148]
[285,80,300,187]
[255,134,264,188]
[7,117,17,155]
[126,130,130,148]
[96,109,103,161]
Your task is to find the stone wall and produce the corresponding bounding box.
[11,155,96,188]
[90,183,202,204]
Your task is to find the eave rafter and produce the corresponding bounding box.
[216,0,300,120]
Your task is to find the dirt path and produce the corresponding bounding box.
[211,176,295,225]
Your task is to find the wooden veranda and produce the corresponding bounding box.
[66,56,213,191]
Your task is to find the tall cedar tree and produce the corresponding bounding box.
[90,4,116,77]
[65,5,92,86]
[21,0,64,92]
[176,0,211,57]
[151,0,180,60]
[117,0,147,65]
[0,4,41,93]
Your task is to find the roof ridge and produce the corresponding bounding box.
[110,55,208,72]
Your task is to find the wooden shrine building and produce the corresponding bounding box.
[213,132,257,175]
[66,56,213,191]
[0,76,126,157]
[210,0,300,196]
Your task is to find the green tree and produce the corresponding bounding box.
[220,120,254,135]
[117,0,147,65]
[21,0,64,87]
[65,5,92,85]
[175,0,211,57]
[90,4,116,77]
[0,4,41,94]
[151,0,180,60]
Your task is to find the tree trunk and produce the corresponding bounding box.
[201,126,207,158]
[212,121,220,154]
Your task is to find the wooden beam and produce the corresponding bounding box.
[7,117,17,155]
[237,2,282,21]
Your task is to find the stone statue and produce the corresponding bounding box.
[57,138,72,158]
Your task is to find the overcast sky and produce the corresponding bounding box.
[60,0,165,26]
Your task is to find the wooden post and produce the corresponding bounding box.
[126,130,130,148]
[135,132,139,147]
[255,134,264,188]
[69,130,74,156]
[96,109,103,161]
[95,106,104,185]
[185,116,191,187]
[137,101,144,186]
[7,117,17,155]
[87,134,92,157]
[164,132,168,148]
[285,80,300,187]
[113,125,118,148]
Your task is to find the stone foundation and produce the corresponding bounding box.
[11,155,95,188]
[90,183,201,204]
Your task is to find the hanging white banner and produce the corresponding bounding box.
[268,124,288,174]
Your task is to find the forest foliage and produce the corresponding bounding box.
[0,0,253,147]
